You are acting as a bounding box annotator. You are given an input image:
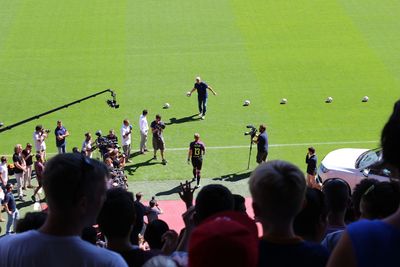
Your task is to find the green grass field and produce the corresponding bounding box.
[0,0,399,187]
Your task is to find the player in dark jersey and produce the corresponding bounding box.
[187,76,217,120]
[187,133,206,188]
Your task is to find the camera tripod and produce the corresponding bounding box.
[247,136,254,170]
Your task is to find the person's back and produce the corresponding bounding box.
[249,160,329,267]
[0,153,127,267]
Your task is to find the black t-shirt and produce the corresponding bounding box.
[150,121,165,139]
[13,153,24,174]
[195,82,208,98]
[257,131,269,153]
[22,149,33,166]
[306,154,317,175]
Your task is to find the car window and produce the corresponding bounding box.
[356,149,382,169]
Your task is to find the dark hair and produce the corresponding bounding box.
[361,181,400,219]
[42,153,108,210]
[35,125,43,131]
[323,178,351,213]
[195,184,234,223]
[233,194,246,213]
[381,99,400,168]
[308,147,316,154]
[142,109,148,116]
[97,187,136,238]
[1,156,6,163]
[156,114,161,120]
[16,212,47,233]
[35,154,42,161]
[144,219,169,249]
[351,178,380,219]
[294,188,327,241]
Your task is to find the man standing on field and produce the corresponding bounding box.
[188,133,206,188]
[187,76,217,120]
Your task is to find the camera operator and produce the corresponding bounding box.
[81,132,93,158]
[150,114,167,165]
[255,124,268,164]
[106,129,118,148]
[33,125,48,161]
[121,119,132,163]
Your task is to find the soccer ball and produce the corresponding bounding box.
[243,100,251,106]
[362,96,369,102]
[325,97,333,103]
[280,98,287,104]
[186,91,191,97]
[163,103,170,109]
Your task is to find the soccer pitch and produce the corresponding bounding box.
[0,0,399,185]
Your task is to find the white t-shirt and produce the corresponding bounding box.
[33,131,46,152]
[0,230,128,267]
[0,162,8,185]
[121,125,131,146]
[139,114,149,135]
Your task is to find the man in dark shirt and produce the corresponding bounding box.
[13,144,26,201]
[306,147,318,188]
[187,133,206,188]
[22,143,34,189]
[32,154,45,202]
[150,114,167,165]
[4,183,19,234]
[54,120,69,154]
[256,124,268,164]
[187,76,217,120]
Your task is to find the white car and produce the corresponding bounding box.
[317,148,392,191]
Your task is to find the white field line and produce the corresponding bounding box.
[1,140,377,157]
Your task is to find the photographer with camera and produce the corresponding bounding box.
[146,196,163,223]
[81,132,93,158]
[121,119,132,163]
[33,125,48,161]
[256,124,269,164]
[151,114,167,165]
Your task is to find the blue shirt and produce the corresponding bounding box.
[257,131,268,153]
[55,126,67,147]
[348,220,400,267]
[194,82,208,98]
[4,191,16,212]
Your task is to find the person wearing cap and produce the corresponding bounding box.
[187,76,217,120]
[187,133,206,188]
[22,143,34,189]
[54,120,69,154]
[3,183,19,234]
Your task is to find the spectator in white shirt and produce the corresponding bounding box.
[121,119,132,163]
[139,110,149,154]
[33,125,48,161]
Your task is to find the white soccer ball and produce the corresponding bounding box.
[325,97,333,103]
[186,91,191,97]
[163,103,170,109]
[243,100,251,106]
[362,96,369,102]
[280,98,287,104]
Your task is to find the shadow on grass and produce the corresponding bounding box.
[155,185,182,197]
[124,158,161,175]
[212,170,252,182]
[165,114,201,125]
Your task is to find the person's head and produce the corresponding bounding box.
[360,181,400,219]
[233,194,247,213]
[194,184,234,224]
[16,212,48,233]
[249,160,306,226]
[35,125,43,132]
[26,143,32,150]
[381,99,400,169]
[188,211,258,267]
[108,129,115,136]
[259,124,266,133]
[149,197,157,208]
[42,153,109,226]
[294,188,328,242]
[84,132,91,141]
[155,114,161,122]
[97,187,136,239]
[72,147,80,153]
[5,183,13,192]
[123,119,129,126]
[322,178,351,215]
[1,156,7,163]
[194,133,200,141]
[14,144,22,154]
[35,153,42,162]
[104,157,113,166]
[144,219,169,250]
[136,192,143,201]
[57,120,62,128]
[308,147,316,155]
[195,76,201,84]
[351,178,380,219]
[142,109,148,116]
